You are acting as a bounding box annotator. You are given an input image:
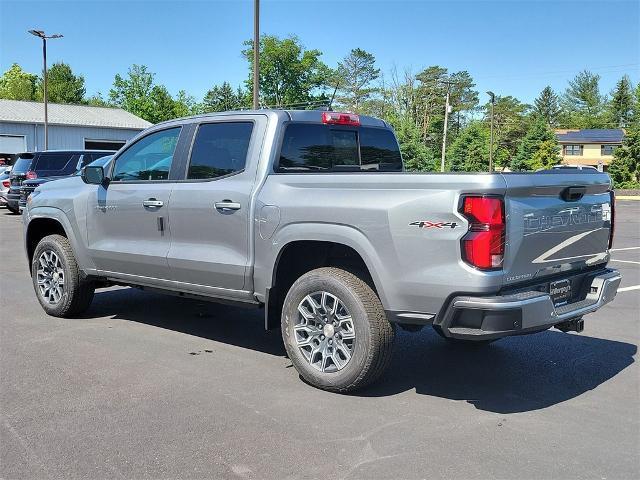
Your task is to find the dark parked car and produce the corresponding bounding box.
[7,150,114,213]
[20,154,114,209]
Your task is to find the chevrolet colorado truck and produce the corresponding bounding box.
[23,110,621,392]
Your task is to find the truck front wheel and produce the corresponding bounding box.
[31,234,95,317]
[281,267,395,393]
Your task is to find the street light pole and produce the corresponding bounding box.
[28,30,63,151]
[42,37,47,149]
[253,0,260,109]
[487,91,496,172]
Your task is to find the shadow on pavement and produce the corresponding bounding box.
[361,328,636,413]
[87,286,636,413]
[87,286,285,357]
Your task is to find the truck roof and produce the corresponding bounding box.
[154,109,389,129]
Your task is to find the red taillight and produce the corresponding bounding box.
[608,190,615,249]
[1,180,9,188]
[460,196,505,270]
[321,111,360,126]
[25,170,37,180]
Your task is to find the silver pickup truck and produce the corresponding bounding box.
[23,110,621,392]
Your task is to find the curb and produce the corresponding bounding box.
[616,196,640,201]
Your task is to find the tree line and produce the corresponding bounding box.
[1,34,638,186]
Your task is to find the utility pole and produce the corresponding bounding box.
[440,82,452,173]
[28,30,62,150]
[487,91,496,172]
[252,0,260,109]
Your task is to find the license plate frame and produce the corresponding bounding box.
[550,279,572,306]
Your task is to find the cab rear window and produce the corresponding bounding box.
[277,123,402,173]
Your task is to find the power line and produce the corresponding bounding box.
[473,63,639,81]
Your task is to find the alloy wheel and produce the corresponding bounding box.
[36,250,65,304]
[294,291,356,373]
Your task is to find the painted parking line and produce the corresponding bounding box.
[618,285,640,292]
[610,259,640,265]
[610,246,640,252]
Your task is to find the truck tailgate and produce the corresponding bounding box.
[501,171,613,286]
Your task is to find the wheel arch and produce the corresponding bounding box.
[26,217,68,267]
[25,207,93,275]
[263,224,389,330]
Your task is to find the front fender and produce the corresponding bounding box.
[24,206,97,274]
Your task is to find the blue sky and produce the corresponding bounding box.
[1,0,638,104]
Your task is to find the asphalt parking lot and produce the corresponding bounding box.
[1,202,638,480]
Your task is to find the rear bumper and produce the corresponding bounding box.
[432,269,621,341]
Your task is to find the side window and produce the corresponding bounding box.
[111,128,180,181]
[187,122,254,179]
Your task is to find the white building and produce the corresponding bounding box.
[0,99,151,156]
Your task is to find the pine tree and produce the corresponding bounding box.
[607,75,634,128]
[392,118,435,171]
[448,122,490,172]
[631,83,640,126]
[534,86,561,126]
[202,82,245,112]
[335,48,380,112]
[562,70,605,128]
[608,127,640,188]
[511,118,559,171]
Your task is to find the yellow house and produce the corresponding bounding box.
[555,129,624,171]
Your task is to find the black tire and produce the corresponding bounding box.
[6,204,19,214]
[432,325,496,346]
[31,234,94,317]
[281,267,395,393]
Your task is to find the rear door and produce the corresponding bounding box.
[87,126,187,280]
[167,116,266,294]
[501,172,613,286]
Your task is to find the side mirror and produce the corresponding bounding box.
[82,165,109,186]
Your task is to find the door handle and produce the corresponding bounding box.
[214,201,241,212]
[143,199,164,208]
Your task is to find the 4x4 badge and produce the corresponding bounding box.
[410,221,459,229]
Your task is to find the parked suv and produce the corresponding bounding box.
[8,150,115,213]
[18,151,114,211]
[23,110,621,392]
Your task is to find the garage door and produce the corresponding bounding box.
[0,135,26,154]
[84,139,126,150]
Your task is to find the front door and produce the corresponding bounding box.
[87,126,184,280]
[167,118,264,294]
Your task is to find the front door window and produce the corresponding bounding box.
[111,127,180,181]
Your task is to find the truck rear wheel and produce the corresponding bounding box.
[281,267,395,393]
[31,234,95,317]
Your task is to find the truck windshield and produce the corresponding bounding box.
[278,124,403,173]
